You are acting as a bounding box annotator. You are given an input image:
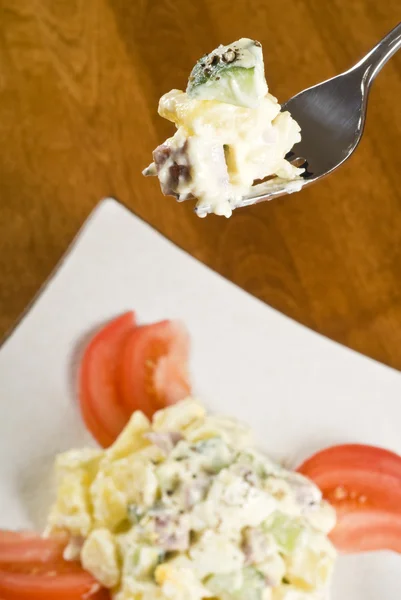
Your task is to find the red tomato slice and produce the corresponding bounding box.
[331,509,401,554]
[0,531,67,564]
[0,568,108,600]
[297,444,401,554]
[79,311,136,447]
[119,320,191,419]
[0,531,109,600]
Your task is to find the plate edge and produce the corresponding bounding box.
[0,197,121,349]
[1,198,399,377]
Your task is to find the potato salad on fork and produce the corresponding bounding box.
[143,39,304,217]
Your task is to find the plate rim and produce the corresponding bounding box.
[0,197,123,349]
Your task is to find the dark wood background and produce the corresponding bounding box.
[1,1,400,369]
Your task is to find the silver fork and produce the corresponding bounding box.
[197,22,401,216]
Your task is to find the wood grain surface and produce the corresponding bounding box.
[0,0,400,369]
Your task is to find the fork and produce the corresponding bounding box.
[197,22,401,216]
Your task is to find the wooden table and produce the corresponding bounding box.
[1,1,400,369]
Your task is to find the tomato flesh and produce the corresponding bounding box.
[0,531,67,564]
[79,313,192,445]
[331,509,401,554]
[120,320,191,419]
[297,444,401,554]
[79,311,136,447]
[0,531,109,600]
[0,569,107,600]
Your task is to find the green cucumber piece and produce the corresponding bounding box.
[263,512,305,555]
[186,38,268,108]
[206,567,265,600]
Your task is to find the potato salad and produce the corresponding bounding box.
[143,39,304,217]
[46,399,337,600]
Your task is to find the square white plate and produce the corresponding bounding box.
[0,198,400,598]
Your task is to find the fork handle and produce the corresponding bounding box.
[357,22,401,86]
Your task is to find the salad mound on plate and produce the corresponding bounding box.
[2,312,401,600]
[143,38,304,218]
[46,399,337,600]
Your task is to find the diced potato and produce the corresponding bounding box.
[285,545,336,592]
[186,415,253,449]
[91,473,127,530]
[47,469,92,536]
[56,448,102,472]
[257,554,286,587]
[100,456,158,508]
[135,443,166,464]
[158,90,211,129]
[190,530,243,578]
[272,585,312,600]
[304,501,336,535]
[81,528,120,588]
[155,558,212,600]
[106,411,151,461]
[152,399,205,433]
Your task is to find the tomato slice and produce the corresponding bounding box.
[0,568,108,600]
[331,509,401,554]
[0,531,109,600]
[297,444,401,554]
[79,312,136,447]
[0,531,67,564]
[119,320,191,419]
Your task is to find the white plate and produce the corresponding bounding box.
[0,198,400,598]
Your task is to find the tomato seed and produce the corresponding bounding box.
[333,486,347,500]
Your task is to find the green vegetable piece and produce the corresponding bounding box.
[192,437,232,473]
[206,568,265,600]
[264,512,305,554]
[186,38,268,108]
[237,567,266,600]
